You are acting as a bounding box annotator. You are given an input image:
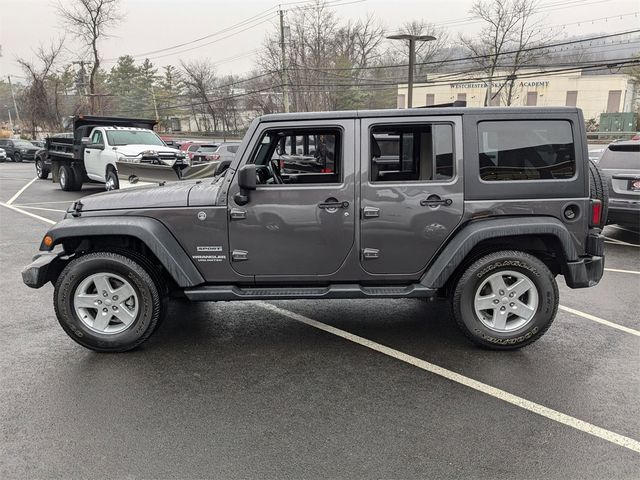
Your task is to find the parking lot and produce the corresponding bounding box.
[1,161,639,478]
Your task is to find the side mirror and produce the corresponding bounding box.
[81,137,91,146]
[234,164,256,205]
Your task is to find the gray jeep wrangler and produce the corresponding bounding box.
[22,107,606,352]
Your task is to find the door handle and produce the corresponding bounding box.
[420,195,452,207]
[318,200,349,210]
[229,208,247,220]
[362,206,380,218]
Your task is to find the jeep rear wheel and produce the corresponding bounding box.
[451,250,558,350]
[54,252,164,352]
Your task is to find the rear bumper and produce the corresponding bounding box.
[607,201,639,226]
[564,232,605,288]
[21,252,63,289]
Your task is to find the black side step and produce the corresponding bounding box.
[184,283,436,302]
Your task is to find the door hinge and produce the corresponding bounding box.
[361,206,380,218]
[229,208,247,220]
[231,250,248,261]
[361,248,380,260]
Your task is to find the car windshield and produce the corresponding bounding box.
[15,141,34,147]
[198,146,219,152]
[105,130,165,147]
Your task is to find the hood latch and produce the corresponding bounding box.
[71,200,83,217]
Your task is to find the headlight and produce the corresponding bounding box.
[118,155,140,163]
[140,150,158,157]
[20,148,27,153]
[176,151,186,159]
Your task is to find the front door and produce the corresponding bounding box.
[84,129,105,179]
[359,116,464,275]
[228,120,356,278]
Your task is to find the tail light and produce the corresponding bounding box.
[280,159,285,170]
[210,154,220,161]
[590,199,602,227]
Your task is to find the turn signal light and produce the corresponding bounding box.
[43,235,53,248]
[590,200,602,227]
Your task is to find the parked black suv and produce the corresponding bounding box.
[0,138,39,162]
[22,107,606,352]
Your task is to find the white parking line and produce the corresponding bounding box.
[604,237,640,248]
[14,200,74,206]
[608,225,640,235]
[16,205,67,213]
[6,177,38,205]
[254,301,640,454]
[604,268,640,275]
[0,202,56,225]
[558,305,640,337]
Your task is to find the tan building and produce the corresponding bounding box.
[397,69,638,121]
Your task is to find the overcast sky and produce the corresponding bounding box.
[1,0,639,82]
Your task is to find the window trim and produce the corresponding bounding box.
[477,119,578,184]
[367,121,457,185]
[247,125,345,188]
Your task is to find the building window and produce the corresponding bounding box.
[426,94,435,106]
[565,91,578,107]
[526,91,538,106]
[370,124,454,182]
[606,90,622,113]
[397,94,405,109]
[457,93,467,102]
[478,120,575,181]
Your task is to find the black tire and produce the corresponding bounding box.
[451,250,558,350]
[105,168,119,191]
[59,165,75,191]
[54,252,164,352]
[589,160,609,227]
[70,167,83,191]
[13,153,22,163]
[35,158,49,179]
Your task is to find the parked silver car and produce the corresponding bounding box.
[597,140,640,227]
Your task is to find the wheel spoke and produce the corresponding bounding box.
[113,306,136,326]
[508,278,531,298]
[492,309,508,330]
[92,275,112,296]
[112,283,135,302]
[92,311,112,331]
[489,275,508,295]
[75,293,99,309]
[475,294,497,310]
[513,300,536,320]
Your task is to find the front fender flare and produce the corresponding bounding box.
[41,216,204,287]
[420,216,579,289]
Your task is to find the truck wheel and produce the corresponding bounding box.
[35,159,49,179]
[589,160,609,227]
[59,165,75,191]
[13,153,22,163]
[105,168,119,191]
[54,252,164,352]
[451,250,558,350]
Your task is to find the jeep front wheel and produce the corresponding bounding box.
[451,250,558,350]
[54,252,164,352]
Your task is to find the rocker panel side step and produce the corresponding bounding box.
[184,283,436,301]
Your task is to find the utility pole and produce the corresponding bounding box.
[7,75,21,126]
[6,105,13,133]
[150,84,160,123]
[279,8,290,113]
[386,34,436,108]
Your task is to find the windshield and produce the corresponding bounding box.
[15,141,34,147]
[105,130,165,147]
[199,146,219,153]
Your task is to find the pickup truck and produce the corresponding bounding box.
[40,116,187,191]
[23,106,607,353]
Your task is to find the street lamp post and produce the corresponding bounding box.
[387,34,436,108]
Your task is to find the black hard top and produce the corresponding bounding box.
[259,106,580,122]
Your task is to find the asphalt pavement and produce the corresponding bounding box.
[1,162,639,479]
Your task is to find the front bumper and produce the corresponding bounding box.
[564,232,605,288]
[21,252,64,289]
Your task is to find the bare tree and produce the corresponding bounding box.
[180,60,220,132]
[17,38,67,135]
[460,0,546,106]
[57,0,122,114]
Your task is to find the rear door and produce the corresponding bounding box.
[359,115,464,275]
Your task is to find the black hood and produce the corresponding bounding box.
[79,181,199,211]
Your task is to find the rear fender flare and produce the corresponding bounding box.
[420,216,579,289]
[41,216,204,287]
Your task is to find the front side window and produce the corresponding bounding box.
[370,124,454,182]
[250,128,341,185]
[91,130,103,145]
[478,120,575,181]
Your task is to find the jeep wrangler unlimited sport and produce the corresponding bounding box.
[22,107,606,352]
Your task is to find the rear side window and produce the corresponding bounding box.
[478,120,575,181]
